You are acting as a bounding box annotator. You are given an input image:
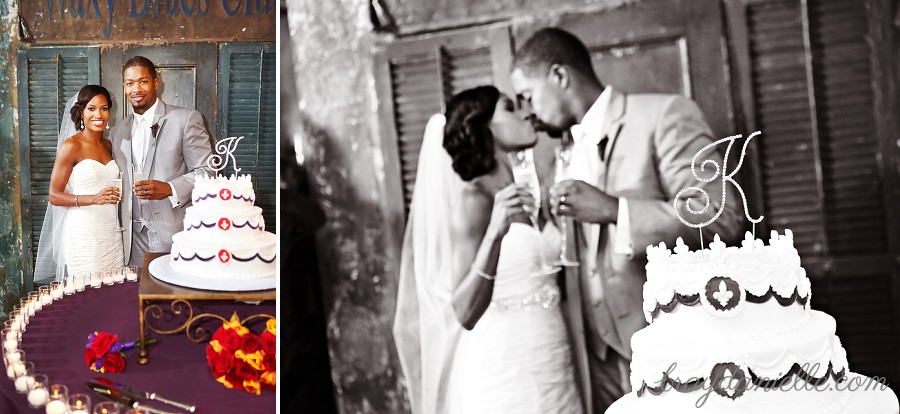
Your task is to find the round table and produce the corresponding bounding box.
[0,280,276,412]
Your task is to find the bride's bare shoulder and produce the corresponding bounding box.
[57,135,82,156]
[460,182,492,208]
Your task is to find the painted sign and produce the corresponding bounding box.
[21,0,275,43]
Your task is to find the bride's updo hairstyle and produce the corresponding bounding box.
[70,85,112,131]
[443,85,501,181]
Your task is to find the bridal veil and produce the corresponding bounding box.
[32,94,78,287]
[393,114,466,414]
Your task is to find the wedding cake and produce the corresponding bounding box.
[607,231,899,413]
[169,174,277,279]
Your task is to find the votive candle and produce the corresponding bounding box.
[126,266,138,282]
[45,399,66,414]
[50,282,64,300]
[74,275,86,291]
[91,272,103,288]
[14,373,34,393]
[28,373,48,408]
[102,272,114,286]
[113,270,126,284]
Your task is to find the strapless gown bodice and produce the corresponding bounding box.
[62,159,124,277]
[449,222,583,414]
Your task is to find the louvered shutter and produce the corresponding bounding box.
[17,47,100,279]
[375,26,513,215]
[727,0,899,386]
[217,43,276,232]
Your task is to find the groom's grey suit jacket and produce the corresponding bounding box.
[111,99,214,265]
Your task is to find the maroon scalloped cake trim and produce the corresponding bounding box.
[650,287,809,320]
[636,362,846,397]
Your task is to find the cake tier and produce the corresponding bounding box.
[191,174,256,208]
[643,231,810,324]
[608,373,899,414]
[650,299,810,345]
[170,231,276,279]
[183,205,266,238]
[630,310,848,395]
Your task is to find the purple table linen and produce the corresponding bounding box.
[0,281,276,413]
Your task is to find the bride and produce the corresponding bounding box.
[394,86,583,413]
[33,85,124,285]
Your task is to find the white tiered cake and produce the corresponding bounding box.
[608,231,899,413]
[169,174,277,280]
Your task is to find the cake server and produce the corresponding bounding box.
[87,382,179,414]
[91,379,196,412]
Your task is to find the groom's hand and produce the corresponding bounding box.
[134,180,173,200]
[550,180,618,224]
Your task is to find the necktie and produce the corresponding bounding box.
[134,117,147,171]
[598,136,609,162]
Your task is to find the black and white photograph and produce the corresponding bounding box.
[282,0,900,413]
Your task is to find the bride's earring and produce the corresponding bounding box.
[79,119,84,130]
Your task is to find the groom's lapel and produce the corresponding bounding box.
[143,100,169,177]
[121,115,134,175]
[599,89,626,191]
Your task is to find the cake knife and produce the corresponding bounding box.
[92,378,197,412]
[87,382,179,414]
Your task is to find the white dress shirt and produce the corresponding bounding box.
[131,99,179,207]
[568,87,634,305]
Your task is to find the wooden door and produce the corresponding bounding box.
[100,44,218,132]
[515,0,734,138]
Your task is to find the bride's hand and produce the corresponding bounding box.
[487,184,534,239]
[91,187,121,205]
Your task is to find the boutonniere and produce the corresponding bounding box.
[150,120,164,147]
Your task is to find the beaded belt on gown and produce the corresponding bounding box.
[488,284,561,312]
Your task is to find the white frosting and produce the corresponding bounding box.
[612,229,900,413]
[172,173,275,280]
[651,300,811,345]
[630,310,848,393]
[182,205,266,238]
[171,231,276,279]
[608,372,899,414]
[191,174,256,208]
[643,231,811,323]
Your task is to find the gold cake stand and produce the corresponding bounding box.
[138,252,276,364]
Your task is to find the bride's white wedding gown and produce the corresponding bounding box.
[450,222,584,414]
[62,159,124,276]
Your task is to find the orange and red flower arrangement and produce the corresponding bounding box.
[206,313,276,395]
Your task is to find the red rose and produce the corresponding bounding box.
[90,332,119,357]
[212,328,241,351]
[260,331,276,355]
[84,349,98,366]
[103,353,126,373]
[240,333,260,353]
[234,360,259,382]
[206,346,235,378]
[225,372,244,390]
[263,353,276,372]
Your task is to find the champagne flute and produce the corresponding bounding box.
[551,140,579,267]
[133,170,146,225]
[507,147,561,275]
[112,172,124,231]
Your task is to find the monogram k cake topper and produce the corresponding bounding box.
[673,131,764,247]
[207,136,245,177]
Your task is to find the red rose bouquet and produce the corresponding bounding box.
[84,331,154,373]
[206,313,276,395]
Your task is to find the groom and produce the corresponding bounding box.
[111,56,214,270]
[510,28,743,412]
